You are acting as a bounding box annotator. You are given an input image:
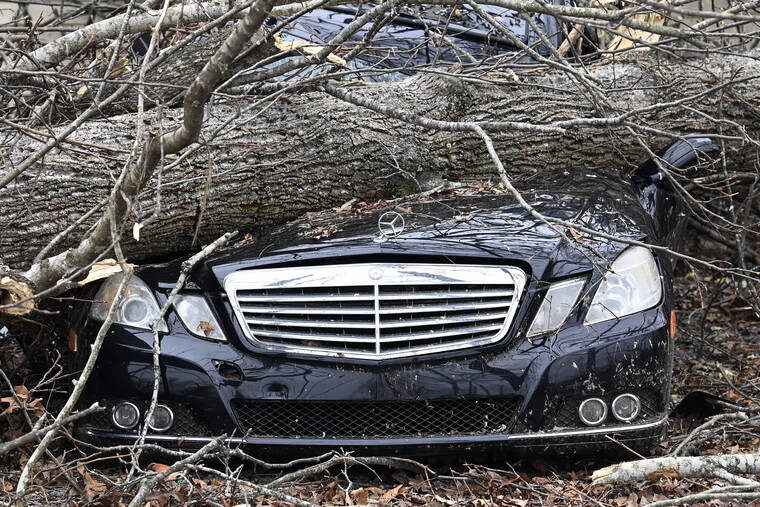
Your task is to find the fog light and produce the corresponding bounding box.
[578,398,607,426]
[112,402,140,430]
[611,394,640,422]
[147,404,174,433]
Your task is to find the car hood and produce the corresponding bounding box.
[191,170,654,289]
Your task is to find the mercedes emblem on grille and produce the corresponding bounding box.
[375,211,405,243]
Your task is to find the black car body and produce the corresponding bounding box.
[68,138,718,457]
[277,1,572,79]
[67,5,718,457]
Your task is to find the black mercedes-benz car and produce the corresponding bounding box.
[67,136,718,457]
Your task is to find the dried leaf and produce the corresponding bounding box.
[1,386,43,416]
[350,488,369,504]
[26,396,44,416]
[379,484,404,504]
[0,396,20,415]
[304,224,338,240]
[320,480,338,502]
[603,11,663,54]
[273,33,347,66]
[147,462,170,473]
[568,227,583,243]
[59,258,133,287]
[13,385,29,399]
[77,465,107,495]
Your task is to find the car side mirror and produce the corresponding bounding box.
[635,138,721,186]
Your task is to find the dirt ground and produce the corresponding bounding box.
[0,236,758,506]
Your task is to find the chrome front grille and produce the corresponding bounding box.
[225,263,526,360]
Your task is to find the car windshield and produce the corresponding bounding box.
[269,2,571,82]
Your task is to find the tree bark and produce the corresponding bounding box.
[1,51,759,271]
[592,454,760,485]
[77,25,278,117]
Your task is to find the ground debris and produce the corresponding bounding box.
[1,240,758,506]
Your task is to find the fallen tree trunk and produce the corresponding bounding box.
[77,25,278,117]
[1,51,759,273]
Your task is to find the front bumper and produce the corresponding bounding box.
[80,417,667,457]
[73,303,673,457]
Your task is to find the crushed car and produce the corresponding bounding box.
[65,4,719,457]
[67,138,719,457]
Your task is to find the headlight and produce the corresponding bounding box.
[585,246,662,325]
[173,294,225,341]
[527,277,585,336]
[90,274,168,332]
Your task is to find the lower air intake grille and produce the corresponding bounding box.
[231,397,522,439]
[225,263,526,360]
